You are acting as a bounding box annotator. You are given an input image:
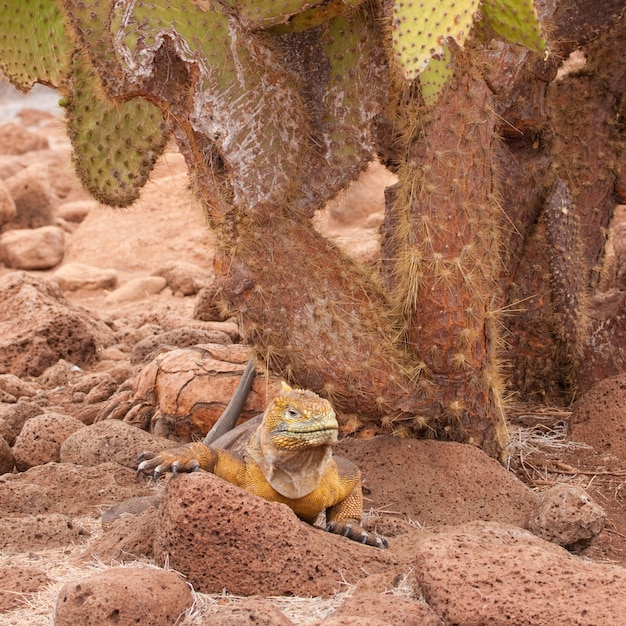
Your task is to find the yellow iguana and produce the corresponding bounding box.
[136,361,387,548]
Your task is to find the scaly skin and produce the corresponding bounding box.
[138,383,387,548]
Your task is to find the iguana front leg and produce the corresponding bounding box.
[137,442,218,480]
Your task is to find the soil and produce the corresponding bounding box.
[2,85,626,625]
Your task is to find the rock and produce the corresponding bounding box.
[0,462,152,516]
[528,483,606,551]
[0,225,64,269]
[0,272,112,377]
[55,200,97,223]
[12,412,85,471]
[0,400,44,445]
[193,280,229,322]
[570,372,626,462]
[0,436,14,475]
[0,122,48,155]
[130,327,232,365]
[38,359,84,388]
[205,598,294,626]
[80,507,157,564]
[413,521,626,626]
[52,262,118,291]
[152,472,400,597]
[0,374,39,399]
[0,513,89,552]
[336,437,538,528]
[4,162,56,229]
[153,261,208,296]
[99,345,281,440]
[0,565,50,613]
[329,593,442,626]
[0,179,16,225]
[104,276,167,305]
[60,420,176,469]
[54,567,193,626]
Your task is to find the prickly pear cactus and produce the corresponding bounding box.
[64,52,169,207]
[0,0,71,90]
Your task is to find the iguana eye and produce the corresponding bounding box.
[285,407,301,420]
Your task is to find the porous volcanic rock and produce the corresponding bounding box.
[55,199,96,223]
[60,420,176,469]
[413,521,626,625]
[153,261,208,296]
[0,374,38,399]
[0,225,64,269]
[570,371,626,461]
[79,507,157,564]
[0,436,13,475]
[0,179,16,225]
[336,436,538,528]
[153,472,402,597]
[528,483,606,551]
[328,593,442,626]
[4,162,56,229]
[0,462,152,516]
[0,400,44,446]
[0,565,50,613]
[199,598,294,626]
[54,566,193,626]
[0,272,113,377]
[13,412,84,471]
[0,514,89,552]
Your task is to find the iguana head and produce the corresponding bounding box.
[264,382,338,450]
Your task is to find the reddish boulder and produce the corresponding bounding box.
[0,565,50,613]
[54,567,192,626]
[0,272,112,377]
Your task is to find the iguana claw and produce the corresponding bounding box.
[326,520,388,549]
[136,446,204,482]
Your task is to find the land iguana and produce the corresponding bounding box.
[135,360,387,548]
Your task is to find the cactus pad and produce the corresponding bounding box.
[64,52,168,207]
[391,0,479,81]
[0,0,71,91]
[419,46,453,106]
[218,0,325,29]
[481,0,547,56]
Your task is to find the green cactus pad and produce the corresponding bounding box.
[391,0,479,81]
[269,0,361,33]
[62,0,127,96]
[481,0,547,55]
[419,45,453,106]
[65,52,168,207]
[0,0,72,91]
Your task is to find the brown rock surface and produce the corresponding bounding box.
[0,400,44,445]
[0,225,64,269]
[0,565,50,613]
[0,513,89,552]
[52,262,118,291]
[12,412,84,471]
[0,122,48,155]
[60,420,176,469]
[0,179,16,225]
[0,272,113,377]
[153,472,403,596]
[570,371,626,461]
[153,261,209,296]
[528,483,606,550]
[54,566,193,626]
[200,598,294,625]
[414,521,626,626]
[337,436,538,527]
[329,593,442,626]
[0,462,152,516]
[4,162,57,229]
[0,436,13,474]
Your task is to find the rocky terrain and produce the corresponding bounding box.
[2,87,626,625]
